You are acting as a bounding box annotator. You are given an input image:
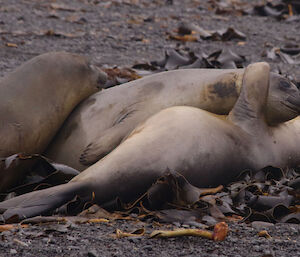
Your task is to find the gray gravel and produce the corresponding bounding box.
[0,220,300,257]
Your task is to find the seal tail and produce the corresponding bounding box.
[0,181,87,223]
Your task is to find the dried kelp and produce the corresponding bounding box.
[0,154,79,199]
[207,0,250,16]
[132,48,246,75]
[1,165,298,225]
[265,47,300,64]
[231,166,300,223]
[251,1,300,19]
[102,66,141,88]
[169,22,246,42]
[207,0,300,20]
[100,46,247,88]
[150,222,228,241]
[77,168,299,225]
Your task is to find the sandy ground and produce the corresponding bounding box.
[0,0,299,256]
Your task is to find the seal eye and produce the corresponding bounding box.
[279,80,291,90]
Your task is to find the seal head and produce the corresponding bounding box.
[266,73,300,125]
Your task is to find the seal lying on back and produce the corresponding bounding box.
[45,68,299,170]
[0,51,107,158]
[1,62,300,222]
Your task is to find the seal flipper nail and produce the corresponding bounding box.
[79,129,120,166]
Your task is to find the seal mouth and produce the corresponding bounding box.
[282,96,300,114]
[89,64,108,89]
[287,94,300,112]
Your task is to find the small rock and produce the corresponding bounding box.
[289,226,298,235]
[1,231,11,237]
[172,222,180,227]
[252,221,274,230]
[88,249,99,257]
[143,245,153,251]
[42,237,50,243]
[231,238,238,243]
[10,249,17,254]
[253,245,262,252]
[67,235,77,241]
[182,224,190,228]
[128,237,141,243]
[263,249,273,256]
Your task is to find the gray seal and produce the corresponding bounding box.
[45,68,299,170]
[0,52,107,192]
[0,51,107,158]
[1,62,300,222]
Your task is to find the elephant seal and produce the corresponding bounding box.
[0,51,107,158]
[45,68,299,170]
[1,62,300,222]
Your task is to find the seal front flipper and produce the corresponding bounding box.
[228,62,270,135]
[0,182,88,222]
[79,128,123,166]
[80,141,104,166]
[80,105,141,165]
[79,122,133,165]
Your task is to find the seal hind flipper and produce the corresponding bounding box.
[0,182,87,222]
[228,62,270,134]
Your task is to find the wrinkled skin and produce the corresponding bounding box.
[45,69,299,171]
[1,62,300,223]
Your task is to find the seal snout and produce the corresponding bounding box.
[287,92,300,113]
[96,69,108,89]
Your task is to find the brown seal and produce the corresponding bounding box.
[0,51,107,158]
[45,68,299,170]
[1,62,300,222]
